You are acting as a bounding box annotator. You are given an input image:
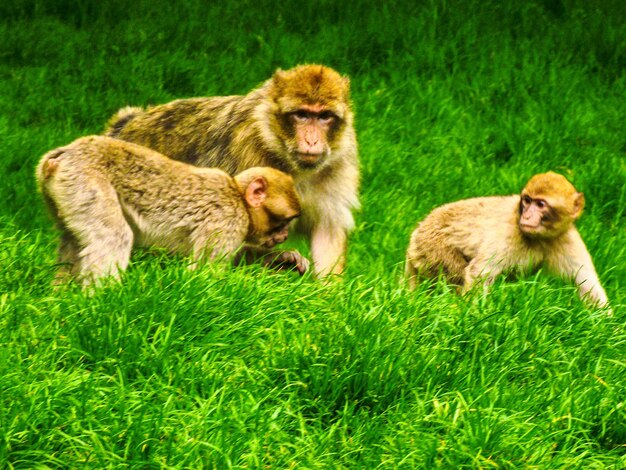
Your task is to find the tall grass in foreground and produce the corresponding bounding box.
[1,0,625,467]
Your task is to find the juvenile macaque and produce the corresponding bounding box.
[406,172,610,308]
[105,64,359,278]
[36,135,307,286]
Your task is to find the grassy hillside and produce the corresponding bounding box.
[1,0,624,467]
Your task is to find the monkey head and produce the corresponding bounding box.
[519,171,585,239]
[266,64,352,171]
[235,167,302,248]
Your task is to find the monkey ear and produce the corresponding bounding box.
[572,192,585,219]
[342,76,351,94]
[272,69,287,89]
[245,176,268,208]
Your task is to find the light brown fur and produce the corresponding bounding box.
[36,135,304,286]
[104,64,359,277]
[406,172,609,308]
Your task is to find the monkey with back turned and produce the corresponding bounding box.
[36,135,307,286]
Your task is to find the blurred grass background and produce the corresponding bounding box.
[0,0,624,467]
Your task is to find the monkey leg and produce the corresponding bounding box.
[405,257,420,290]
[405,228,432,290]
[59,182,134,285]
[53,231,82,285]
[462,258,500,296]
[310,225,346,278]
[75,224,133,285]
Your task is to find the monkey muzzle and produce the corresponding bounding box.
[296,152,324,168]
[518,222,547,238]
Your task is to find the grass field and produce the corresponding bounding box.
[1,0,625,467]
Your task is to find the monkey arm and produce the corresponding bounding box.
[234,246,310,275]
[310,225,347,278]
[546,230,610,308]
[574,265,610,308]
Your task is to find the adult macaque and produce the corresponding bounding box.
[104,64,359,278]
[36,135,307,286]
[406,172,610,308]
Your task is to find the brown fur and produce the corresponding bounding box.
[406,172,609,308]
[36,135,304,286]
[104,64,359,277]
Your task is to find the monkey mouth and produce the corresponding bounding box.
[519,223,543,234]
[297,153,324,167]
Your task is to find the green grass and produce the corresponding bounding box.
[1,0,625,467]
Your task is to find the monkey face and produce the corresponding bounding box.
[270,65,350,171]
[518,194,560,237]
[287,105,338,168]
[280,106,339,169]
[238,169,302,248]
[519,173,585,239]
[247,207,300,248]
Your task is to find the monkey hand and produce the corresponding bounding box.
[263,249,310,275]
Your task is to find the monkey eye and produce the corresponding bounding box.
[536,200,546,209]
[318,111,335,123]
[274,214,298,228]
[522,195,532,206]
[291,110,309,121]
[267,211,298,233]
[270,219,294,234]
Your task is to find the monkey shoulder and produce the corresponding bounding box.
[542,227,588,264]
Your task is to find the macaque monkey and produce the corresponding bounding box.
[36,135,307,286]
[104,64,360,278]
[406,172,610,308]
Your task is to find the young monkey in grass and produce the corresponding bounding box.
[406,172,610,308]
[36,135,308,287]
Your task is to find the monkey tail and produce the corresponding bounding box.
[36,148,66,182]
[104,106,144,137]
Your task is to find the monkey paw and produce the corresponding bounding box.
[265,250,310,275]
